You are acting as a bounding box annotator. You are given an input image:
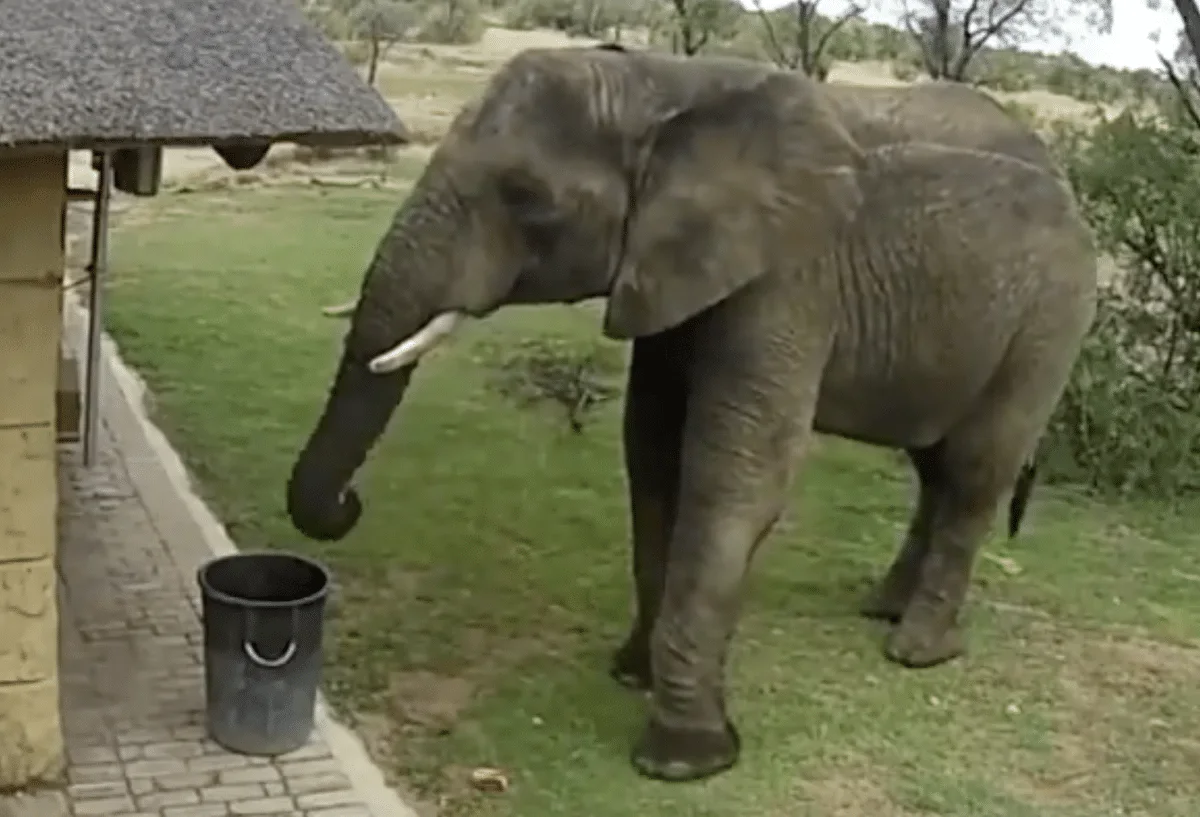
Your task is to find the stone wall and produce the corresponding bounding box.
[0,152,68,786]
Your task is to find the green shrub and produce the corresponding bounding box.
[1043,113,1200,498]
[501,0,575,31]
[891,60,919,82]
[997,99,1040,129]
[977,58,1036,92]
[414,0,485,44]
[501,0,647,38]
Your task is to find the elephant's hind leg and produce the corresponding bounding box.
[882,444,1008,668]
[611,336,688,691]
[883,360,1063,668]
[861,446,942,623]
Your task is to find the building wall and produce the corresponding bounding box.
[0,151,67,786]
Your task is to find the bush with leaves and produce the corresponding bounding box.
[502,0,645,38]
[995,98,1040,129]
[413,0,485,44]
[976,50,1037,92]
[346,0,418,84]
[891,59,920,81]
[483,336,625,434]
[1041,113,1200,497]
[502,0,577,31]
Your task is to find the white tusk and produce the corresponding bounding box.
[321,298,359,318]
[368,311,465,374]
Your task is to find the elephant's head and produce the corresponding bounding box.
[286,47,866,541]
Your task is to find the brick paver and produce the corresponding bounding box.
[57,429,374,817]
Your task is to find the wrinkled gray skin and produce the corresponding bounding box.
[287,46,1097,783]
[823,81,1059,173]
[819,80,1059,537]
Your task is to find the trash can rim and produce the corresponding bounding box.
[197,550,331,610]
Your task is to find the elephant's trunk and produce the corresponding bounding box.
[286,357,412,541]
[287,167,460,541]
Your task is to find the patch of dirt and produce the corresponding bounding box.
[348,623,581,815]
[1009,624,1200,811]
[802,771,929,817]
[390,671,476,733]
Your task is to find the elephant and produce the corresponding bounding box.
[320,61,1054,532]
[286,45,1097,783]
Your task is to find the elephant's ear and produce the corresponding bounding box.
[603,75,865,340]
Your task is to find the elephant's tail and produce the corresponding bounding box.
[1007,455,1039,538]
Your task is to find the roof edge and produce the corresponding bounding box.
[0,127,411,158]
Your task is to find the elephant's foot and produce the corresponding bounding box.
[858,577,914,623]
[631,716,741,782]
[609,637,652,691]
[883,607,965,668]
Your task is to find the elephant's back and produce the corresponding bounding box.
[838,143,1095,355]
[827,82,1059,176]
[814,144,1093,447]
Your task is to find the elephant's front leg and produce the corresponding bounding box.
[611,336,688,691]
[631,367,815,783]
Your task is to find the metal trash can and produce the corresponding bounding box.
[197,551,332,756]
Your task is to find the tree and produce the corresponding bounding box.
[898,0,1113,82]
[1171,0,1200,70]
[340,0,418,86]
[572,0,637,38]
[1045,113,1200,495]
[753,0,867,79]
[604,0,649,42]
[665,0,741,55]
[297,0,352,38]
[1174,25,1198,73]
[1158,2,1200,129]
[414,0,486,44]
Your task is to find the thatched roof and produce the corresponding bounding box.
[0,0,409,161]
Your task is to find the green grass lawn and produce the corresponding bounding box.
[106,182,1200,817]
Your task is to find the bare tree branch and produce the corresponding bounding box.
[813,2,866,70]
[951,0,984,78]
[1174,0,1200,68]
[902,0,942,77]
[669,0,710,55]
[1160,54,1200,130]
[753,0,797,69]
[755,0,865,76]
[904,0,1105,82]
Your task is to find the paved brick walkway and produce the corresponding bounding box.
[55,427,375,817]
[8,184,413,817]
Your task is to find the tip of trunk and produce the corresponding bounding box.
[286,481,364,542]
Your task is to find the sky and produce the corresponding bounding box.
[737,0,1184,70]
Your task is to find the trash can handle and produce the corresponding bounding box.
[243,609,299,669]
[243,639,298,669]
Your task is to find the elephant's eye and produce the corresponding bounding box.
[521,221,561,256]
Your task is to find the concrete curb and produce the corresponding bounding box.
[61,301,419,817]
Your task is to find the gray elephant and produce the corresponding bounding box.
[287,46,1097,783]
[318,64,1055,527]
